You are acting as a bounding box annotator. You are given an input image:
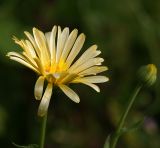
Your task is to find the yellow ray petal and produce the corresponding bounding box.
[79,66,108,76]
[16,39,38,65]
[60,29,78,62]
[24,31,40,57]
[65,33,85,68]
[22,52,38,67]
[45,32,51,48]
[38,83,53,117]
[72,80,100,92]
[34,76,45,100]
[69,45,101,71]
[58,73,77,84]
[33,57,45,75]
[33,28,48,51]
[57,26,61,41]
[7,51,38,71]
[33,28,50,67]
[25,40,37,58]
[83,83,100,92]
[73,76,109,83]
[50,26,57,65]
[7,51,26,60]
[9,56,39,73]
[12,36,24,49]
[56,27,69,63]
[73,58,104,74]
[59,84,80,103]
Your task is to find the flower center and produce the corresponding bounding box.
[45,60,68,74]
[44,59,71,84]
[46,74,56,83]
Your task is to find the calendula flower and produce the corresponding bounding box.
[7,26,109,116]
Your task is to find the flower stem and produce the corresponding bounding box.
[110,84,143,148]
[40,112,48,148]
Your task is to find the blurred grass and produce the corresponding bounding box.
[0,0,160,148]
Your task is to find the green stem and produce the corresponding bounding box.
[40,112,48,148]
[110,84,143,148]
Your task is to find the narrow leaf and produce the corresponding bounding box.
[104,135,110,148]
[12,142,39,148]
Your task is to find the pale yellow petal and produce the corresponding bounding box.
[73,76,109,83]
[33,28,50,66]
[34,76,45,100]
[72,80,100,92]
[84,83,100,92]
[45,32,51,47]
[7,51,38,71]
[60,29,78,62]
[57,26,62,42]
[12,36,24,49]
[9,56,39,73]
[7,51,26,60]
[33,28,48,50]
[25,40,37,58]
[22,52,38,67]
[38,83,53,117]
[56,27,69,63]
[59,84,80,103]
[16,39,37,65]
[69,45,101,71]
[73,58,104,74]
[57,73,77,84]
[65,33,85,68]
[34,58,45,75]
[79,66,108,76]
[24,31,40,57]
[50,26,57,65]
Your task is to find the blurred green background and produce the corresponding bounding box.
[0,0,160,147]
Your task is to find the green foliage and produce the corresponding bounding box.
[104,136,111,148]
[12,142,39,148]
[120,118,144,134]
[0,0,160,148]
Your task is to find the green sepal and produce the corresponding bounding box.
[12,142,39,148]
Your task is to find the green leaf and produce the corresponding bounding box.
[104,135,110,148]
[12,142,39,148]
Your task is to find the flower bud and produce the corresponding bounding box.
[138,64,157,86]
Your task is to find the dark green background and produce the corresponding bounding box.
[0,0,160,147]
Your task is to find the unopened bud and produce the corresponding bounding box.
[138,64,157,86]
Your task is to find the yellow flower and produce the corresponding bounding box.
[7,26,109,116]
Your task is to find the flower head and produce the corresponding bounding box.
[138,64,157,86]
[7,26,109,116]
